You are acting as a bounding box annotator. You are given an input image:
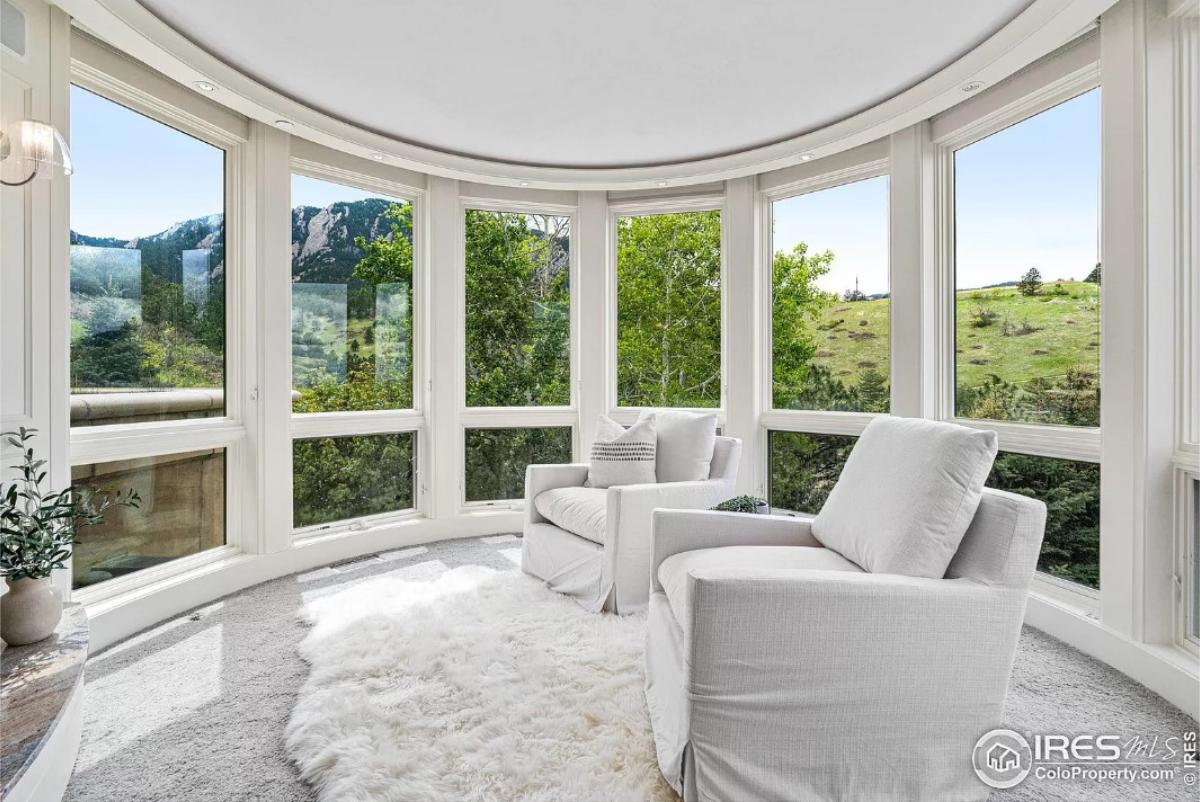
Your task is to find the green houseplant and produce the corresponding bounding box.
[0,428,138,645]
[711,495,770,515]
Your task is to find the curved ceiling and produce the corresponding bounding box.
[137,0,1032,169]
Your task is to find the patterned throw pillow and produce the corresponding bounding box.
[587,415,657,488]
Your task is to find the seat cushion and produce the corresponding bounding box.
[637,409,717,483]
[534,486,608,545]
[812,416,998,579]
[658,546,863,631]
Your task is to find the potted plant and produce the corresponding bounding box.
[711,495,770,515]
[0,428,138,646]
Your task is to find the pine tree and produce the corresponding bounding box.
[1017,267,1043,296]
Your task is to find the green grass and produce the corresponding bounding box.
[812,281,1101,390]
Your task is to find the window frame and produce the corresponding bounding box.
[457,195,580,509]
[607,194,727,424]
[933,58,1103,608]
[67,37,250,605]
[286,158,428,537]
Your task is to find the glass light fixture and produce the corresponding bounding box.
[0,119,73,186]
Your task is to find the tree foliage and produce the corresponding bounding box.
[1018,267,1043,296]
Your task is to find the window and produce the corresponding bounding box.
[1188,475,1200,644]
[71,449,226,589]
[766,430,857,514]
[69,85,226,426]
[986,451,1100,589]
[953,89,1100,427]
[291,174,414,412]
[464,427,571,503]
[292,433,415,528]
[464,210,570,407]
[772,176,890,412]
[616,209,721,408]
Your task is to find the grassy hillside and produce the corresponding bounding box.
[813,280,1101,391]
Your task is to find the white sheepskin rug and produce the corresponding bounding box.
[285,565,677,802]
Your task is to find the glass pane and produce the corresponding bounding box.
[1192,478,1200,640]
[291,175,414,412]
[954,89,1101,426]
[464,427,572,502]
[292,432,415,528]
[69,86,226,426]
[766,430,857,514]
[465,210,571,407]
[987,451,1100,589]
[71,449,226,589]
[616,210,721,408]
[772,176,890,412]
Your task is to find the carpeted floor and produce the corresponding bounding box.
[64,535,1197,802]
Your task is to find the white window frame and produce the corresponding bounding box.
[757,153,890,505]
[932,54,1102,611]
[458,195,580,509]
[286,158,428,537]
[607,195,727,426]
[67,36,251,605]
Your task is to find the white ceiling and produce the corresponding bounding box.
[138,0,1032,169]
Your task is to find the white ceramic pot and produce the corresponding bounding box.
[0,577,63,646]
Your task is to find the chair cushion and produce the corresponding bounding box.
[658,545,863,631]
[534,486,608,545]
[812,416,998,579]
[637,409,717,483]
[588,415,657,488]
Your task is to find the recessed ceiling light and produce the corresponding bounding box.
[800,153,815,162]
[961,81,985,93]
[370,152,385,161]
[275,119,294,129]
[193,80,217,92]
[520,181,530,187]
[656,181,668,187]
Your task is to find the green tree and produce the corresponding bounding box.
[1018,267,1043,296]
[771,242,836,408]
[1084,262,1101,284]
[616,211,722,407]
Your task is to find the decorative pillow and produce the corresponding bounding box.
[587,415,657,489]
[811,416,998,578]
[636,410,717,483]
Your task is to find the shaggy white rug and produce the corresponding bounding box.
[285,565,677,802]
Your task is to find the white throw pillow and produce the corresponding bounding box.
[811,416,998,578]
[636,410,717,483]
[587,415,657,488]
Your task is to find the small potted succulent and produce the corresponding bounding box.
[0,428,138,646]
[711,495,770,515]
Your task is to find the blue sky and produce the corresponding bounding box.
[72,84,1099,292]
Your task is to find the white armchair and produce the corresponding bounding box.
[521,436,741,614]
[643,418,1047,801]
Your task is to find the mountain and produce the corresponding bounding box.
[290,198,402,284]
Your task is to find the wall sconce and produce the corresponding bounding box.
[0,120,73,187]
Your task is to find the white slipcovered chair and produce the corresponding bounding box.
[521,435,741,614]
[644,417,1047,801]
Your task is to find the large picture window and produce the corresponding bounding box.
[616,209,722,408]
[772,175,890,412]
[291,174,414,413]
[69,85,226,426]
[953,89,1101,427]
[464,209,570,407]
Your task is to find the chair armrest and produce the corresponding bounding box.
[524,463,589,525]
[650,509,820,592]
[687,568,1025,688]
